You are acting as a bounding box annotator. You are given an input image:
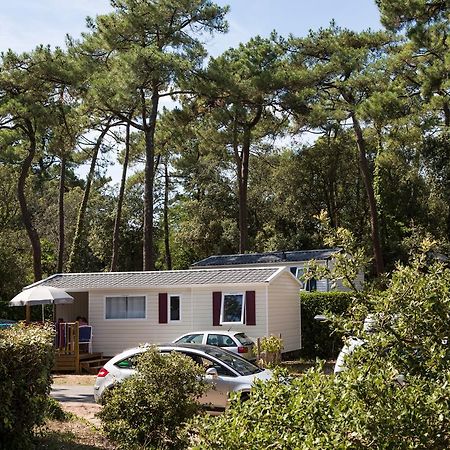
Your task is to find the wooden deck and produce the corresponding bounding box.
[53,321,110,374]
[54,351,110,374]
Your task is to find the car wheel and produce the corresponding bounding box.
[239,392,250,402]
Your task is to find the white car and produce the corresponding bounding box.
[334,316,376,374]
[334,337,365,374]
[94,343,272,412]
[173,330,256,361]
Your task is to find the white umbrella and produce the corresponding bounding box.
[10,286,74,321]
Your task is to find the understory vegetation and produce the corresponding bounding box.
[0,323,54,449]
[98,348,207,450]
[193,247,450,449]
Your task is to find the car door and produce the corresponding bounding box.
[180,351,235,410]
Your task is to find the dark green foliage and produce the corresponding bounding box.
[98,347,208,450]
[44,397,72,422]
[194,253,450,448]
[193,367,450,449]
[0,323,55,449]
[300,292,353,359]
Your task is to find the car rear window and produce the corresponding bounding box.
[234,333,254,346]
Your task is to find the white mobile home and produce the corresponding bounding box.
[27,266,302,356]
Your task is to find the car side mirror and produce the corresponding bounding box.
[205,367,218,379]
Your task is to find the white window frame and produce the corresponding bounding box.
[220,292,245,325]
[105,295,147,320]
[168,294,182,322]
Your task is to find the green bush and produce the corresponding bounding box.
[98,346,208,450]
[45,397,72,422]
[0,322,55,449]
[193,252,450,448]
[300,291,353,359]
[193,367,450,449]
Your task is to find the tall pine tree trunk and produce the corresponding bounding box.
[163,160,172,270]
[238,126,251,253]
[18,120,42,282]
[351,112,385,276]
[233,107,262,253]
[57,155,66,273]
[68,124,110,272]
[143,85,159,271]
[111,122,131,271]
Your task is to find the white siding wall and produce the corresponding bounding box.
[316,279,329,292]
[88,285,268,356]
[267,272,302,352]
[89,288,195,356]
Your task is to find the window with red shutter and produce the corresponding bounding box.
[245,291,256,325]
[212,291,222,326]
[158,293,168,324]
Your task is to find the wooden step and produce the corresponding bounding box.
[80,355,112,374]
[79,352,103,361]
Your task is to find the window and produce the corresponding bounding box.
[220,293,244,324]
[106,296,145,319]
[207,334,235,347]
[292,267,317,291]
[175,333,204,344]
[169,295,181,321]
[181,352,235,377]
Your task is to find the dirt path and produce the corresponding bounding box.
[52,374,100,425]
[61,402,103,427]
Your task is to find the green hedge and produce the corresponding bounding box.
[0,323,55,449]
[300,292,353,359]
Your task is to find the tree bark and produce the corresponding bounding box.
[444,101,450,128]
[143,85,159,271]
[57,155,66,273]
[163,160,172,270]
[17,120,42,282]
[233,106,263,253]
[238,125,251,253]
[111,122,131,272]
[351,112,385,276]
[68,124,110,272]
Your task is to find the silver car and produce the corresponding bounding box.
[173,331,256,361]
[94,343,272,412]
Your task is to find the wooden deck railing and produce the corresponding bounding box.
[55,321,80,373]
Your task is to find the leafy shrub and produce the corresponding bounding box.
[259,335,284,367]
[45,397,72,422]
[260,335,284,354]
[194,250,450,448]
[0,322,55,449]
[98,346,208,450]
[300,291,353,359]
[193,366,450,449]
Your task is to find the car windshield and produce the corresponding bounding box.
[203,346,262,376]
[234,332,253,346]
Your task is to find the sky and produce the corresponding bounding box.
[0,0,382,55]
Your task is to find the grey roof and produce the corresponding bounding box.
[27,267,284,291]
[191,248,341,268]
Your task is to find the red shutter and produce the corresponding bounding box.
[246,291,256,325]
[158,293,168,324]
[212,291,222,326]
